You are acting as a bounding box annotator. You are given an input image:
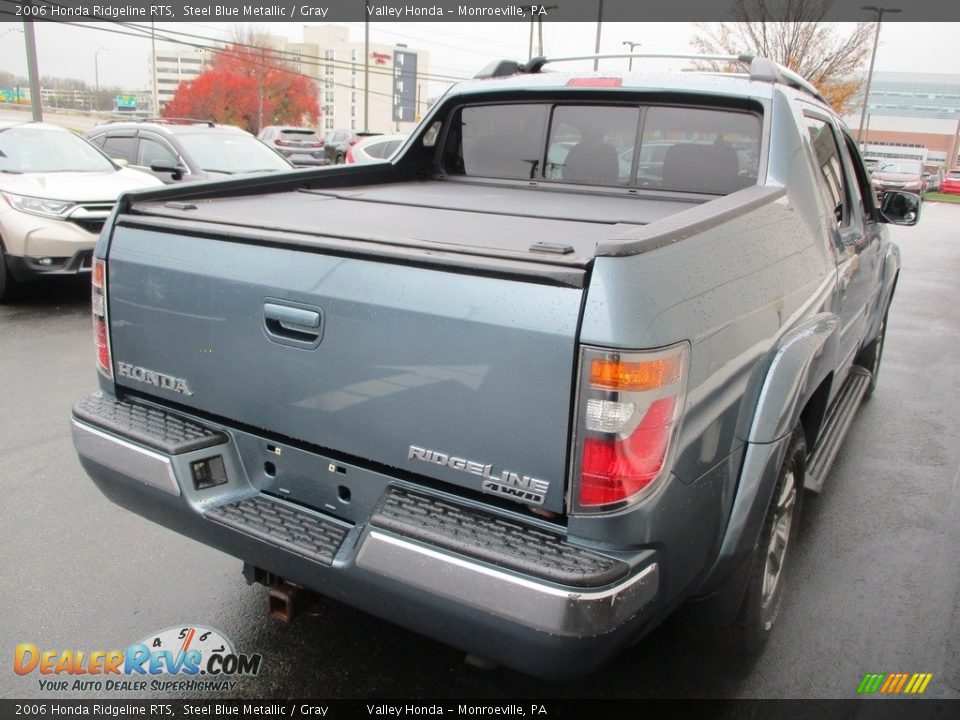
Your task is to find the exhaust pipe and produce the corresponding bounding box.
[268,580,319,623]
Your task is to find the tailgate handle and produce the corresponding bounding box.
[263,302,323,347]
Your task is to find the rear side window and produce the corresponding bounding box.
[642,107,761,194]
[455,104,549,179]
[444,101,761,194]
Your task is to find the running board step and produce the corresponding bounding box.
[205,495,351,565]
[371,486,629,588]
[804,367,872,494]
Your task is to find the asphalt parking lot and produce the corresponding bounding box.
[1,203,958,701]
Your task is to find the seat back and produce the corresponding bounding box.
[661,143,743,194]
[561,141,621,184]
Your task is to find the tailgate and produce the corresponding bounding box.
[105,226,584,513]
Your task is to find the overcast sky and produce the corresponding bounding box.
[1,20,957,96]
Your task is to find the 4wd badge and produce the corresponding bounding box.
[407,445,550,505]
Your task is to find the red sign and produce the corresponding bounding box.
[371,52,391,66]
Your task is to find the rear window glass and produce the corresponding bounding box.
[444,102,761,194]
[455,104,548,179]
[280,129,320,140]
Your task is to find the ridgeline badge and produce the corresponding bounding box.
[407,445,550,505]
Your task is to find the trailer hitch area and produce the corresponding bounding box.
[268,580,322,623]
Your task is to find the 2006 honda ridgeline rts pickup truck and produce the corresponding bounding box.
[71,54,920,678]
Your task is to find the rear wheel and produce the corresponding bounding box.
[732,426,805,652]
[335,153,345,164]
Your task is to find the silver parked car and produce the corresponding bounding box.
[257,126,327,167]
[0,121,162,302]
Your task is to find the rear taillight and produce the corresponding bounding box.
[92,258,112,379]
[345,147,355,164]
[311,141,324,148]
[275,139,291,146]
[571,343,689,513]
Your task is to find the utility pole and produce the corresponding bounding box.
[857,6,901,145]
[537,6,558,57]
[528,13,534,58]
[150,19,159,115]
[94,47,107,111]
[593,0,604,71]
[257,46,265,133]
[363,18,370,132]
[948,112,960,172]
[23,15,42,121]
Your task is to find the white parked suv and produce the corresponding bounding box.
[0,121,162,302]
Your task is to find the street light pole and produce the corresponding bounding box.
[857,6,901,146]
[622,40,641,71]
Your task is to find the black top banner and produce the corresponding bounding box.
[2,0,960,23]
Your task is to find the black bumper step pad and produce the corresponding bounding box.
[371,487,629,588]
[205,495,350,566]
[73,394,227,455]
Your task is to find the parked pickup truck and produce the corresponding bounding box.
[71,54,919,679]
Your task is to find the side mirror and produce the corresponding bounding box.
[879,190,920,226]
[111,158,129,168]
[150,161,184,181]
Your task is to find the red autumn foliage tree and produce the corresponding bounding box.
[163,44,319,133]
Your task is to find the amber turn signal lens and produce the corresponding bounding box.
[589,355,682,391]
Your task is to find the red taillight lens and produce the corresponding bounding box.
[275,139,291,146]
[311,141,323,148]
[579,397,676,506]
[345,147,355,164]
[92,258,112,379]
[573,344,688,513]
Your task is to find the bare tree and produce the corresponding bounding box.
[691,0,873,113]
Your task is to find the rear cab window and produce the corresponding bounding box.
[442,101,761,194]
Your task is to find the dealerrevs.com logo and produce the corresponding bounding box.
[14,625,262,693]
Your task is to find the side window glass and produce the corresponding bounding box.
[803,115,850,227]
[641,107,761,194]
[545,106,638,185]
[454,104,549,179]
[100,135,137,163]
[841,131,876,219]
[138,137,178,168]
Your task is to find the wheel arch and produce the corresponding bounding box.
[693,313,840,602]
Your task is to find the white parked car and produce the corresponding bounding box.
[0,121,162,301]
[345,134,408,165]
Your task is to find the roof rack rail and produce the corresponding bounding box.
[474,52,828,106]
[100,116,216,127]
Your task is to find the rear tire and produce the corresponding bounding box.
[732,426,805,653]
[335,153,345,165]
